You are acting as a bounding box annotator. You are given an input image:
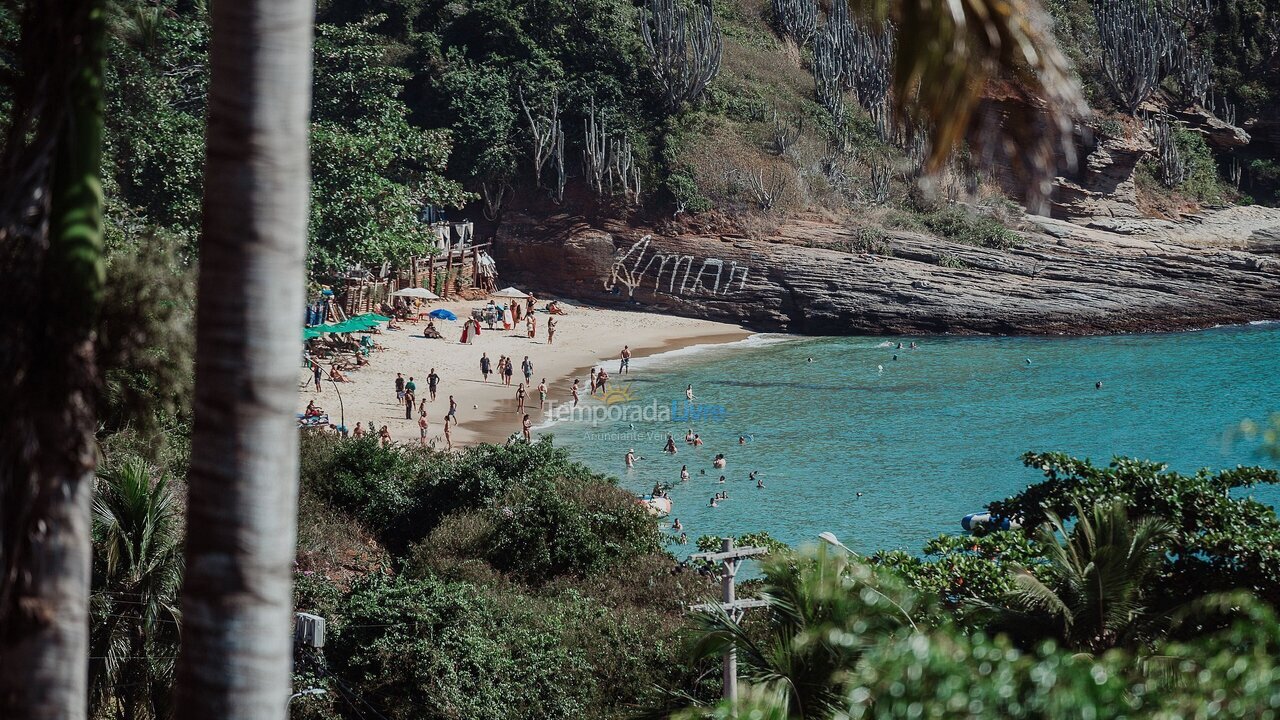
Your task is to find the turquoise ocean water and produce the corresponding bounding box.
[543,323,1280,554]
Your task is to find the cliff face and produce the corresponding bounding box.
[492,208,1280,335]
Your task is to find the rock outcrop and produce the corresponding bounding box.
[1051,130,1154,220]
[491,207,1280,335]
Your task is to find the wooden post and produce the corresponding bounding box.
[445,250,453,299]
[721,538,737,706]
[689,542,769,711]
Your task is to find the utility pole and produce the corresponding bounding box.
[691,537,768,707]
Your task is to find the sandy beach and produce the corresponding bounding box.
[298,299,751,447]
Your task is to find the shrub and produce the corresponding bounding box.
[410,475,664,585]
[299,434,608,553]
[918,206,1019,250]
[326,573,702,720]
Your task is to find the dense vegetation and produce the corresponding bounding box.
[89,401,1280,719]
[40,0,1280,717]
[40,0,1276,283]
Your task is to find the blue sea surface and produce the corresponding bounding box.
[544,323,1280,555]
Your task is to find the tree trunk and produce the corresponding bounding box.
[173,1,314,719]
[0,2,106,718]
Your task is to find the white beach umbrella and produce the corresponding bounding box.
[390,287,441,300]
[490,286,530,299]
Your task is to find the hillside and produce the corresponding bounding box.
[12,0,1278,330]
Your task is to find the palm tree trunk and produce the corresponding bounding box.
[0,2,106,718]
[172,1,314,718]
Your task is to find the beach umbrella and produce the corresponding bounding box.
[490,286,529,299]
[352,312,391,323]
[429,308,457,321]
[390,287,441,301]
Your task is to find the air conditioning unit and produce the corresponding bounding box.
[295,613,325,649]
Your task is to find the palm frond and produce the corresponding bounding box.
[883,0,1088,202]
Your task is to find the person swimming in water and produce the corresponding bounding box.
[709,497,719,507]
[738,435,746,445]
[625,449,636,468]
[1096,381,1103,389]
[718,475,726,484]
[673,518,682,531]
[685,384,695,401]
[693,434,704,447]
[680,465,690,482]
[713,453,726,469]
[685,429,695,444]
[757,476,765,488]
[664,434,678,453]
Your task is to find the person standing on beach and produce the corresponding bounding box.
[427,368,440,401]
[448,395,458,420]
[313,362,323,392]
[503,356,514,386]
[571,378,580,406]
[379,425,392,447]
[596,368,609,393]
[395,372,405,401]
[589,368,598,395]
[537,378,547,409]
[352,422,365,438]
[516,383,527,414]
[547,317,557,345]
[418,411,430,446]
[404,388,415,420]
[443,413,454,450]
[522,356,533,385]
[620,345,631,374]
[406,376,417,398]
[480,353,492,382]
[527,313,536,339]
[522,414,532,443]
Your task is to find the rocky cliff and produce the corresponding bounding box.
[491,207,1280,335]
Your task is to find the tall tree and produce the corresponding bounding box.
[0,1,107,718]
[171,1,314,718]
[89,460,183,720]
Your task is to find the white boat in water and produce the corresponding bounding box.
[637,494,672,517]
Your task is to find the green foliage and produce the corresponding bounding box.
[695,531,790,556]
[918,206,1019,250]
[984,502,1176,653]
[679,550,1280,720]
[301,434,663,584]
[323,570,696,720]
[989,453,1280,606]
[1171,127,1227,204]
[689,547,926,718]
[89,458,183,720]
[871,530,1044,613]
[309,17,470,269]
[97,222,194,436]
[412,473,663,585]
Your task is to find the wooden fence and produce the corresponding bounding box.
[338,243,492,316]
